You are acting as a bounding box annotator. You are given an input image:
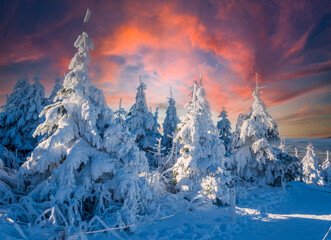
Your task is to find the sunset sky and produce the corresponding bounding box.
[0,0,330,138]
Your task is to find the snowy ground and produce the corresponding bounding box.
[1,139,330,240]
[88,181,330,240]
[0,182,330,239]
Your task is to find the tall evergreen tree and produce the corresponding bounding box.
[230,73,283,185]
[153,107,160,134]
[0,74,46,163]
[295,147,298,158]
[19,10,153,228]
[126,78,162,165]
[162,89,180,153]
[278,137,287,153]
[48,74,63,103]
[30,74,47,119]
[321,151,330,186]
[172,80,231,204]
[301,143,322,185]
[217,107,232,155]
[185,73,203,115]
[0,77,30,157]
[114,98,127,127]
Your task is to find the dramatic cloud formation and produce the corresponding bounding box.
[0,0,330,138]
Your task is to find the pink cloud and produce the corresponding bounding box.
[0,0,330,138]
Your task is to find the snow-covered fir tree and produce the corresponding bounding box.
[19,10,154,229]
[126,78,162,166]
[114,98,127,127]
[158,132,179,178]
[172,80,231,204]
[295,147,298,158]
[321,150,330,186]
[150,137,166,170]
[162,88,180,153]
[153,107,160,133]
[217,107,232,155]
[0,77,30,158]
[279,137,287,153]
[275,149,300,187]
[185,73,203,115]
[0,74,46,163]
[150,107,164,167]
[30,74,47,118]
[230,73,285,185]
[301,143,322,185]
[48,74,63,103]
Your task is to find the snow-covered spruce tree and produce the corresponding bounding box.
[185,73,203,115]
[172,81,231,204]
[301,143,323,185]
[230,73,284,185]
[150,107,164,167]
[126,79,162,167]
[0,77,30,161]
[150,138,166,170]
[275,137,299,186]
[158,132,179,182]
[114,98,127,127]
[295,147,298,158]
[19,10,153,230]
[278,137,287,153]
[275,149,300,187]
[0,75,46,164]
[48,74,63,103]
[217,107,232,156]
[162,89,180,153]
[321,151,330,186]
[30,74,47,118]
[153,107,160,134]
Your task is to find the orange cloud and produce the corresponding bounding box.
[1,0,330,138]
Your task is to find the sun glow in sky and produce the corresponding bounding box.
[0,0,330,138]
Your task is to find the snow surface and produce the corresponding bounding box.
[1,181,329,239]
[95,182,331,240]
